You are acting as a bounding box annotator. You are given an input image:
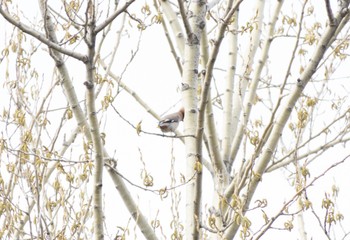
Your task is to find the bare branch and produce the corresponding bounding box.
[106,161,198,195]
[94,0,136,34]
[197,0,244,168]
[0,7,88,62]
[159,0,185,56]
[267,107,350,172]
[177,0,192,38]
[227,0,266,172]
[325,0,335,25]
[254,154,350,240]
[224,0,350,238]
[154,0,183,74]
[106,164,160,240]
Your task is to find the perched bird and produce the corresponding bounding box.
[158,108,185,133]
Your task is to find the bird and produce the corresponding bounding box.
[158,107,185,133]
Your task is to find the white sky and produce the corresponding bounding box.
[1,0,350,239]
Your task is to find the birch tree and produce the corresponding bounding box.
[1,0,350,239]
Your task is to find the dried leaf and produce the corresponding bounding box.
[136,120,142,135]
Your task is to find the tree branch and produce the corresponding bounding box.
[222,8,239,170]
[325,0,335,25]
[254,154,350,240]
[94,0,136,34]
[178,0,192,38]
[225,0,284,207]
[154,0,183,75]
[229,1,350,237]
[227,0,265,172]
[0,6,88,62]
[199,31,226,182]
[197,0,244,172]
[159,0,185,57]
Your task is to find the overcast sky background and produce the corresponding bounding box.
[1,0,350,239]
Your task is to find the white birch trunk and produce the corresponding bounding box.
[160,0,185,58]
[228,0,265,172]
[84,7,105,239]
[222,10,239,167]
[107,166,159,239]
[297,197,308,240]
[181,1,206,238]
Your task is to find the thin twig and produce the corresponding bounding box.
[105,161,198,195]
[0,7,88,62]
[111,103,195,138]
[94,0,136,33]
[253,154,350,240]
[6,148,90,164]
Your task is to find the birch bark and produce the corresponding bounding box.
[228,0,265,172]
[180,0,206,238]
[83,2,105,238]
